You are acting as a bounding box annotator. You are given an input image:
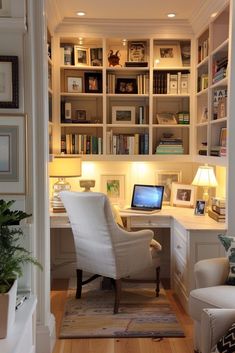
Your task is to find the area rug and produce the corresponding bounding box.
[59,281,185,338]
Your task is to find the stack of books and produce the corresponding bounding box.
[208,197,226,222]
[210,146,227,157]
[155,135,184,154]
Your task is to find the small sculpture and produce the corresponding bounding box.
[108,50,121,67]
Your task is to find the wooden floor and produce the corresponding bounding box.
[51,279,194,353]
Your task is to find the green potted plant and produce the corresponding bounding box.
[0,199,42,339]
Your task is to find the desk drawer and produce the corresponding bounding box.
[174,229,187,261]
[129,216,171,228]
[174,254,187,291]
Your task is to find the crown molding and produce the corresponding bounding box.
[45,0,62,34]
[190,0,229,34]
[56,18,193,37]
[0,17,27,32]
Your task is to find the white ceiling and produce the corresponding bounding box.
[54,0,206,21]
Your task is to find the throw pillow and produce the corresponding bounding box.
[218,234,235,285]
[212,322,235,353]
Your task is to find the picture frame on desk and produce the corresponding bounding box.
[74,46,89,66]
[101,174,125,205]
[0,115,26,194]
[194,200,206,216]
[84,72,102,93]
[171,183,196,208]
[0,56,18,108]
[112,106,135,124]
[155,170,182,205]
[154,43,182,67]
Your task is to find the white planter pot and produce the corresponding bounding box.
[0,279,17,339]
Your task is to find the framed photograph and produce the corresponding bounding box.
[0,115,26,194]
[67,76,83,93]
[74,109,87,122]
[112,106,135,124]
[194,200,206,216]
[0,0,11,17]
[200,106,208,123]
[84,72,102,93]
[155,170,182,205]
[219,127,227,147]
[217,97,227,119]
[155,43,182,67]
[156,113,177,125]
[171,182,196,208]
[90,48,103,66]
[0,56,19,108]
[128,41,147,62]
[74,46,89,66]
[116,78,137,94]
[101,174,125,204]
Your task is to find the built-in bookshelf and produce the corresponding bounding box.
[195,4,229,165]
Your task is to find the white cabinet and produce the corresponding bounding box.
[172,219,225,312]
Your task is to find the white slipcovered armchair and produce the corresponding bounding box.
[189,257,235,353]
[60,191,161,314]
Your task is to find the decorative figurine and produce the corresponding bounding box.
[108,50,121,67]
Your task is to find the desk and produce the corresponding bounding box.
[50,206,226,313]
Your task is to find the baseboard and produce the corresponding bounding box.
[36,313,56,353]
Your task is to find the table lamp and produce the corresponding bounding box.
[192,165,218,212]
[49,156,82,212]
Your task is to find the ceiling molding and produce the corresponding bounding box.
[0,18,27,33]
[56,18,193,37]
[190,0,229,34]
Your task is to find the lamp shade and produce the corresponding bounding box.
[49,156,82,178]
[192,165,218,187]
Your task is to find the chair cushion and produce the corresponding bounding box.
[218,234,235,285]
[189,286,235,321]
[212,322,235,353]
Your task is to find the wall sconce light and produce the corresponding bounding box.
[49,156,82,212]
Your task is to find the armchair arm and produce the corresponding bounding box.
[195,257,229,288]
[201,308,235,353]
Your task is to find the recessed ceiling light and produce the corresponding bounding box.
[76,11,86,16]
[167,13,176,18]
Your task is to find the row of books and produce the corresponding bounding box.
[212,56,228,83]
[210,146,227,157]
[198,38,209,63]
[153,71,190,94]
[177,112,190,124]
[61,134,103,154]
[197,73,208,92]
[155,136,184,154]
[106,131,149,155]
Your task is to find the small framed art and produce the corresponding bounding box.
[116,78,137,94]
[155,170,182,205]
[101,174,125,204]
[194,200,206,215]
[90,48,103,66]
[128,41,147,62]
[0,56,19,108]
[67,76,83,93]
[171,182,196,208]
[84,72,102,93]
[112,106,135,124]
[74,46,89,66]
[154,43,182,67]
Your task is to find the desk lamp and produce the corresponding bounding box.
[192,165,218,212]
[49,156,82,212]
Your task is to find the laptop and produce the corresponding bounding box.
[124,184,164,213]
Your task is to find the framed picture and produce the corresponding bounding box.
[128,41,147,62]
[90,48,103,66]
[155,43,182,67]
[116,78,137,94]
[200,106,208,123]
[0,56,19,108]
[171,182,196,208]
[74,109,87,122]
[74,46,89,66]
[156,113,177,125]
[194,200,206,216]
[217,97,227,119]
[219,127,227,147]
[67,76,83,93]
[84,72,102,93]
[112,106,135,124]
[101,174,125,204]
[0,0,11,17]
[0,115,26,194]
[155,170,182,205]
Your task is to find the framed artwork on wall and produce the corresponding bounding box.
[101,174,125,204]
[74,46,89,66]
[155,170,182,205]
[0,115,26,194]
[171,182,196,208]
[0,0,11,17]
[155,43,182,67]
[0,56,19,108]
[112,106,135,124]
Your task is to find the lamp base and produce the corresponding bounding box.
[51,177,70,212]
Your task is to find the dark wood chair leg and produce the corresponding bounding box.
[76,269,83,298]
[114,279,122,314]
[155,266,160,297]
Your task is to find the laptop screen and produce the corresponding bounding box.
[131,184,164,210]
